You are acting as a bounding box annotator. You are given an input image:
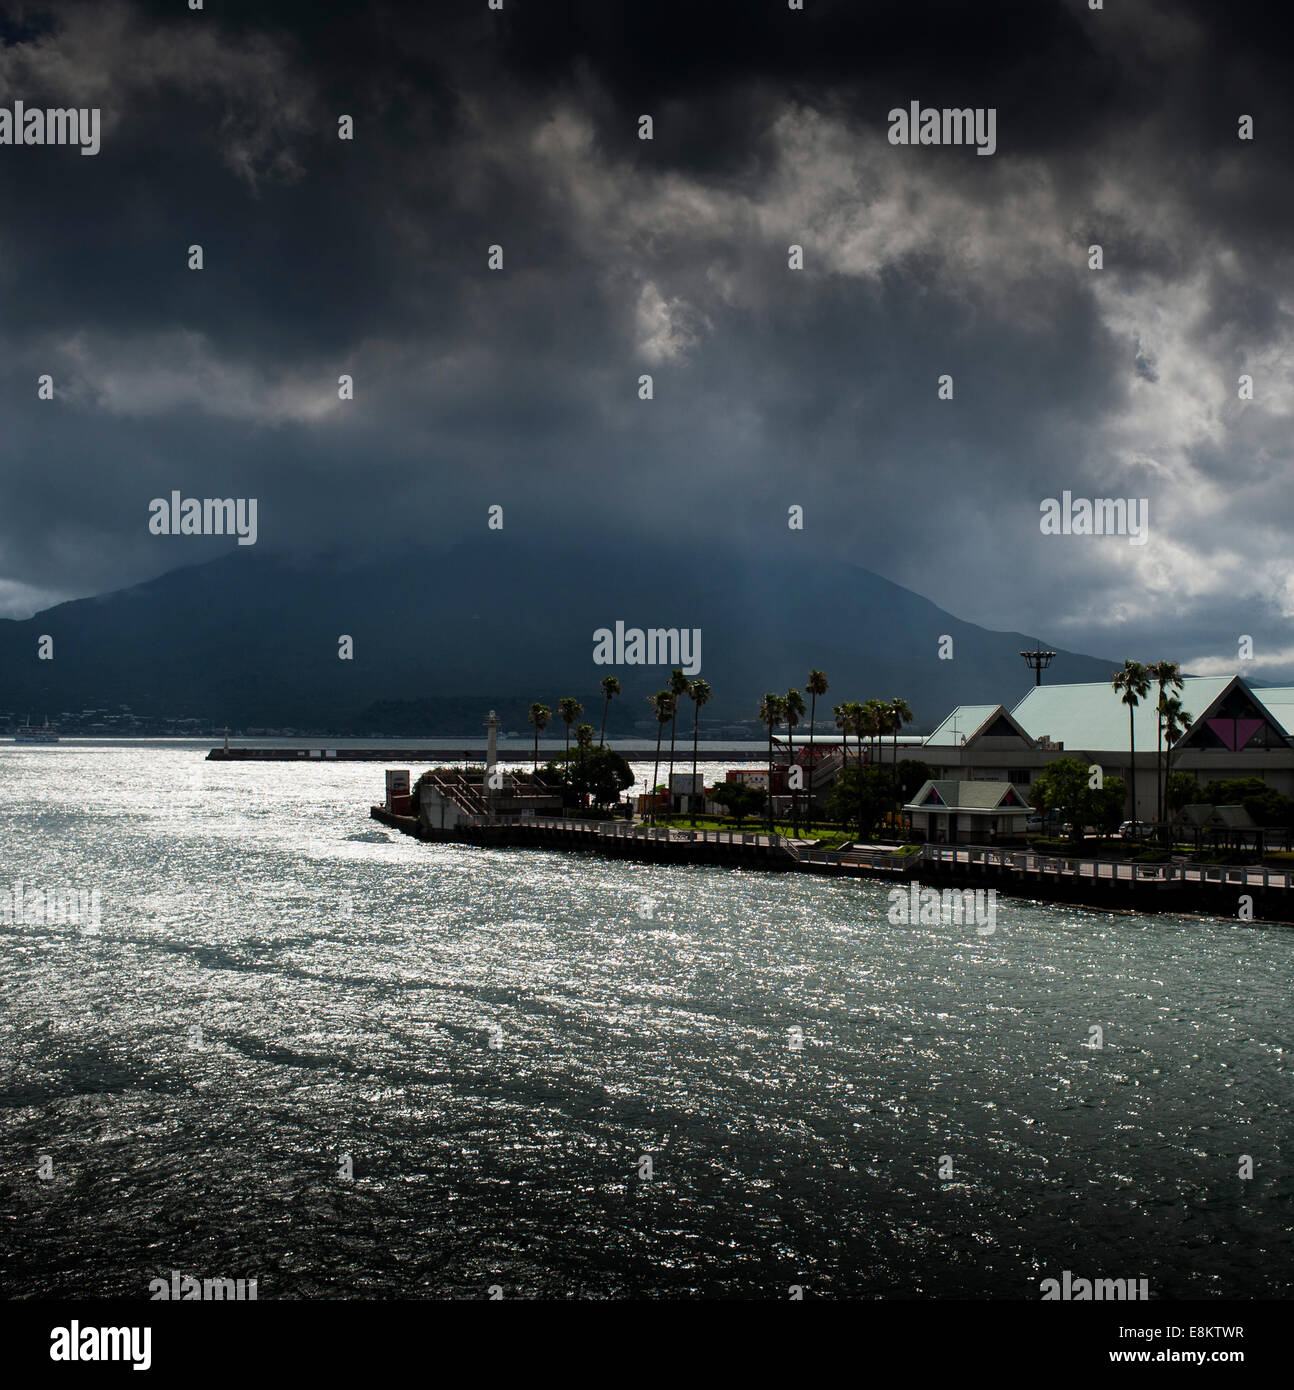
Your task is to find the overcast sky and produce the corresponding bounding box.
[2,0,1292,677]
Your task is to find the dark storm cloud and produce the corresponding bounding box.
[1,0,1293,676]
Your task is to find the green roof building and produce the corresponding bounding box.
[904,779,1032,844]
[919,675,1294,822]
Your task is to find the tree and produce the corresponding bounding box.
[1111,660,1151,819]
[708,779,766,829]
[528,702,551,774]
[1090,777,1127,836]
[897,759,935,804]
[885,697,914,796]
[1165,771,1200,815]
[667,669,692,806]
[646,690,674,825]
[784,687,806,834]
[1028,777,1050,838]
[851,701,876,831]
[557,696,584,789]
[758,692,787,833]
[1031,756,1128,839]
[1030,757,1090,836]
[1161,696,1192,822]
[1201,777,1294,827]
[687,678,712,826]
[862,699,887,764]
[832,700,864,830]
[545,745,634,807]
[1148,661,1183,823]
[825,765,893,841]
[805,669,829,818]
[833,701,855,774]
[598,675,621,748]
[589,746,635,808]
[574,722,594,799]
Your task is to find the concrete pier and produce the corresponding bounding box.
[369,806,1294,923]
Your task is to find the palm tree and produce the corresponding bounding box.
[1162,697,1193,817]
[885,697,914,797]
[784,688,806,834]
[861,700,889,767]
[646,691,675,825]
[833,701,854,774]
[687,678,712,827]
[1148,661,1183,824]
[667,669,692,804]
[598,675,621,748]
[805,669,829,821]
[1111,660,1151,820]
[849,701,870,837]
[758,692,787,833]
[528,702,551,774]
[831,701,864,833]
[557,697,584,790]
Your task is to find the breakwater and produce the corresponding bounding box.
[211,744,772,762]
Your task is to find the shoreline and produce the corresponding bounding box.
[370,807,1294,926]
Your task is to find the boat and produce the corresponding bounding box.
[14,716,59,744]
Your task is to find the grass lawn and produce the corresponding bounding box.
[653,816,871,850]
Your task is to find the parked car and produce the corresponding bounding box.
[1119,820,1153,838]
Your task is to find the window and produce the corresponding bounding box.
[1008,768,1031,784]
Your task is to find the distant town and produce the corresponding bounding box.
[0,704,782,742]
[2,707,246,739]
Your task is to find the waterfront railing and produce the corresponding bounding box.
[920,844,1291,890]
[443,814,1292,889]
[459,813,790,849]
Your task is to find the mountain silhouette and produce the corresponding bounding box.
[0,535,1117,734]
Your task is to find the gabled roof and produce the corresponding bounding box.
[1173,677,1291,752]
[924,674,1294,760]
[924,704,1034,748]
[1248,685,1294,732]
[904,779,1032,813]
[1010,675,1237,751]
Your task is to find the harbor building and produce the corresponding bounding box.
[918,675,1294,820]
[904,779,1032,845]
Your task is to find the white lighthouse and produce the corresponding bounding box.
[483,709,501,817]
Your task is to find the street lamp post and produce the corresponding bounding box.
[1020,642,1057,687]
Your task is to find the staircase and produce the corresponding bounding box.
[428,771,490,818]
[809,750,845,790]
